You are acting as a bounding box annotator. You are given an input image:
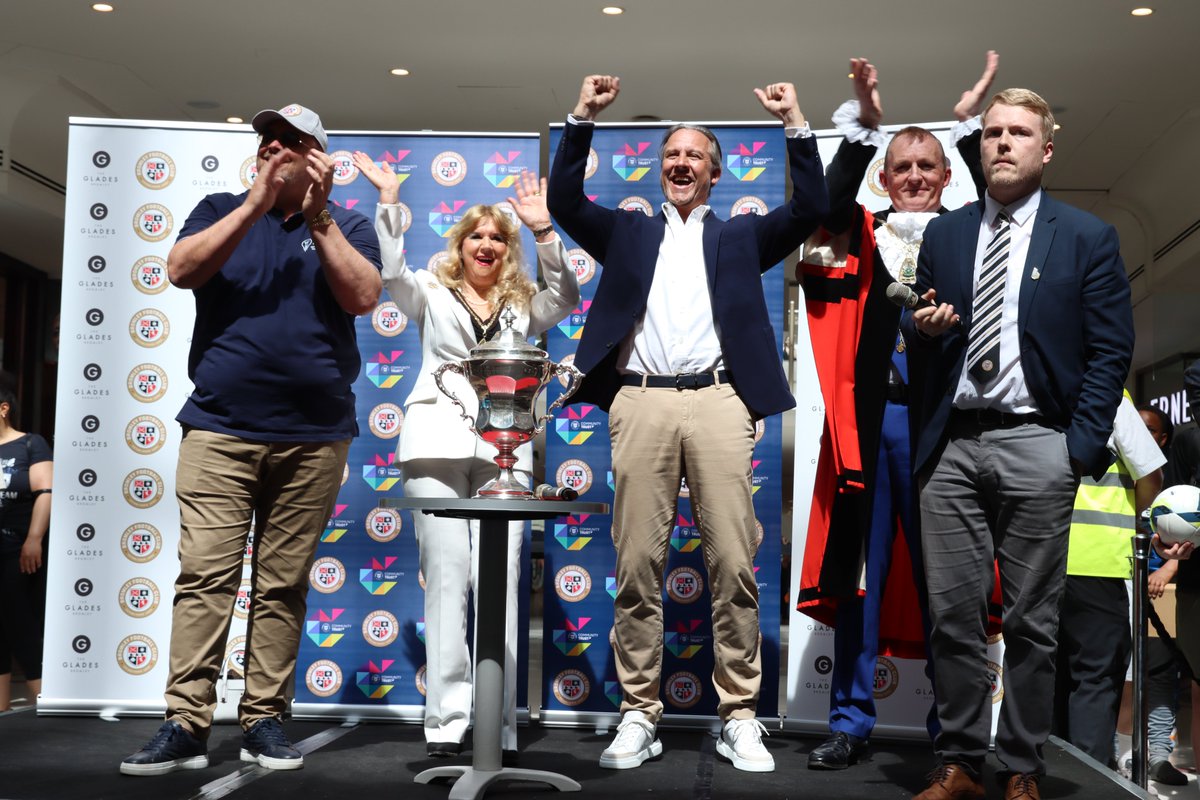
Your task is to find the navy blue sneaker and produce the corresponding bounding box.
[240,718,304,770]
[120,720,209,776]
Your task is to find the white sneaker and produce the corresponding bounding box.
[599,710,663,769]
[716,718,775,773]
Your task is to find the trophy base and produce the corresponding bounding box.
[474,474,534,500]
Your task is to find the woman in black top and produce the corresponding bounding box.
[0,378,53,710]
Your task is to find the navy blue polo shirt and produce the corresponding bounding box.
[175,192,382,442]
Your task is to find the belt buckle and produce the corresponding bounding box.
[675,373,701,390]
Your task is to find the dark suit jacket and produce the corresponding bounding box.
[547,120,828,419]
[905,190,1134,477]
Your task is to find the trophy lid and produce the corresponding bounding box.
[469,307,547,360]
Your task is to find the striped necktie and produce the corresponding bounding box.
[966,210,1011,385]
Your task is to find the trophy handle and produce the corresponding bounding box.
[433,362,479,436]
[534,364,585,436]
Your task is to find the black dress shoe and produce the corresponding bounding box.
[426,741,462,758]
[807,731,868,770]
[1150,759,1189,786]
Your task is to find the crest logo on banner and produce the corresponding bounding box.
[617,196,654,216]
[310,556,346,594]
[873,657,900,700]
[133,203,173,242]
[730,196,768,217]
[371,302,408,337]
[117,634,158,675]
[306,659,343,697]
[126,363,167,403]
[119,577,160,618]
[368,403,404,439]
[566,248,596,285]
[136,151,176,189]
[330,150,357,185]
[131,255,169,294]
[240,157,258,189]
[362,610,400,647]
[365,507,402,543]
[612,142,654,181]
[120,523,162,563]
[555,458,593,495]
[665,671,702,709]
[554,564,592,602]
[125,414,166,455]
[552,669,590,706]
[128,309,170,348]
[431,151,468,187]
[232,582,253,620]
[123,468,164,509]
[484,151,525,188]
[666,566,704,604]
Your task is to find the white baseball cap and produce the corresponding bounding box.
[251,103,328,151]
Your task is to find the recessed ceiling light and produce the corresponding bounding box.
[92,3,114,11]
[602,6,624,15]
[390,68,410,76]
[227,116,244,124]
[1053,123,1062,131]
[1131,7,1153,16]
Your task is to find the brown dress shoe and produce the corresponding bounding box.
[1004,773,1040,800]
[913,763,986,800]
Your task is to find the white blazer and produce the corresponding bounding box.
[375,204,581,463]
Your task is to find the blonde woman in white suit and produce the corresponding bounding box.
[353,153,579,761]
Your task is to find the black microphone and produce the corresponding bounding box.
[886,280,961,328]
[534,483,579,501]
[885,281,936,311]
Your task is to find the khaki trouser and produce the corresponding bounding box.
[608,382,762,723]
[164,428,349,737]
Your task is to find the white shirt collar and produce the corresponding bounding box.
[983,187,1041,228]
[662,202,711,225]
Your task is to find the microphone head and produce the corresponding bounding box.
[885,281,918,310]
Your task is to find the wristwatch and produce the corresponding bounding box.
[308,208,334,229]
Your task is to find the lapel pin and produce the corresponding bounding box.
[1030,268,1041,281]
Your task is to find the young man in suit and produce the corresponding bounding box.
[906,89,1134,800]
[547,75,827,773]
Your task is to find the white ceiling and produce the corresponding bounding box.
[3,0,1199,370]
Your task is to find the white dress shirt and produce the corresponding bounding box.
[953,189,1042,412]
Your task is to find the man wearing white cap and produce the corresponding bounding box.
[121,104,382,775]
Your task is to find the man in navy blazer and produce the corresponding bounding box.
[906,89,1133,800]
[548,75,827,773]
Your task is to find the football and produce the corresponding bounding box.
[1148,484,1200,546]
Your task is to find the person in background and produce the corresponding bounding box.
[354,153,578,761]
[0,374,52,711]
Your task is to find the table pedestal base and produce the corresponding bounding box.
[415,765,581,799]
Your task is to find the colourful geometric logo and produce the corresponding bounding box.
[670,513,700,552]
[553,514,595,550]
[664,619,706,658]
[415,620,426,644]
[604,679,622,708]
[556,300,590,340]
[429,200,467,237]
[483,151,525,188]
[726,142,770,181]
[306,609,351,647]
[322,504,351,543]
[362,453,402,492]
[554,404,601,444]
[612,142,654,181]
[365,351,407,388]
[359,556,401,595]
[355,659,396,699]
[606,571,618,599]
[553,617,598,656]
[368,149,414,186]
[752,459,763,495]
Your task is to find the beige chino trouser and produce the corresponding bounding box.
[608,382,763,723]
[164,428,349,737]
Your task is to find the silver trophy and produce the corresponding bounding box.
[434,310,583,498]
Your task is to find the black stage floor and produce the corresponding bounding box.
[0,710,1148,800]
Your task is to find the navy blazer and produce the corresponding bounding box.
[547,120,828,419]
[906,190,1134,477]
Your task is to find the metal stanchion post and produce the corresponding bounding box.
[1130,511,1152,791]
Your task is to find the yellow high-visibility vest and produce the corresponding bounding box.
[1067,392,1136,578]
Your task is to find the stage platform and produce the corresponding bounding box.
[0,709,1159,800]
